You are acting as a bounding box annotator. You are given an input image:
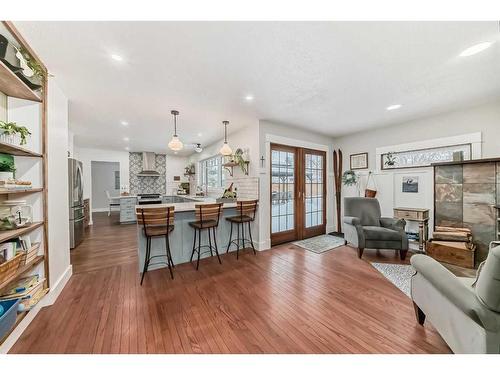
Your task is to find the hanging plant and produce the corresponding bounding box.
[18,46,46,81]
[342,170,358,186]
[0,121,32,145]
[234,148,249,175]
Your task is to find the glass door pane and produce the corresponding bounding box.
[304,152,324,229]
[271,149,295,234]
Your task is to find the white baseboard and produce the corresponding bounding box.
[0,265,73,353]
[257,239,271,251]
[91,208,112,213]
[41,264,73,307]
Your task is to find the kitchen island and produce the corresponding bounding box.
[135,199,257,273]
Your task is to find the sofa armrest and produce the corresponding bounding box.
[380,217,406,231]
[411,254,499,331]
[343,216,365,248]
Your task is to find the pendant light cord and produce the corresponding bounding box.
[173,113,177,136]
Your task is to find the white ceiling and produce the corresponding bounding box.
[14,21,500,155]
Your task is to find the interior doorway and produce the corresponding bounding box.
[270,144,326,246]
[90,161,120,213]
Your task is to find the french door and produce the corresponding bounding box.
[270,144,326,246]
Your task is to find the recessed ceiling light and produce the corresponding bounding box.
[386,104,402,111]
[245,95,254,102]
[111,54,124,62]
[197,132,202,137]
[123,137,129,142]
[459,42,493,57]
[125,146,130,151]
[174,151,178,155]
[121,121,128,126]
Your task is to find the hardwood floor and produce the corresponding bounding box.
[10,213,451,353]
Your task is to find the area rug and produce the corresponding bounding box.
[293,234,345,254]
[370,263,415,297]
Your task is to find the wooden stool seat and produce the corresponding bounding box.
[189,203,223,270]
[226,215,253,223]
[188,220,218,229]
[136,206,175,284]
[143,225,174,236]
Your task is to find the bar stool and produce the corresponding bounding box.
[226,199,258,259]
[189,203,223,270]
[136,206,175,285]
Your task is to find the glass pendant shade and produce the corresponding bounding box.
[168,135,183,151]
[168,110,183,151]
[219,142,232,156]
[219,120,232,156]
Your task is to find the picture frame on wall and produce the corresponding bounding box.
[350,152,368,170]
[402,176,419,193]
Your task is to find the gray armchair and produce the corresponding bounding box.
[411,242,500,353]
[343,197,409,259]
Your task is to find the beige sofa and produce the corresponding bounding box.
[411,242,500,353]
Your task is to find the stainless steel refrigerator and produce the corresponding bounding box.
[68,158,84,248]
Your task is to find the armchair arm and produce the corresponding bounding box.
[343,216,365,248]
[380,217,406,231]
[343,216,361,226]
[411,255,499,331]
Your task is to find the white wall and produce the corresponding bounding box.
[165,155,190,195]
[258,120,336,250]
[46,78,71,292]
[333,99,500,237]
[91,161,120,211]
[72,146,129,224]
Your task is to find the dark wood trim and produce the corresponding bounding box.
[432,157,500,167]
[350,152,368,170]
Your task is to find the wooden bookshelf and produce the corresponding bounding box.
[0,255,44,291]
[0,222,44,243]
[0,187,43,195]
[0,311,27,345]
[0,60,42,102]
[0,141,43,157]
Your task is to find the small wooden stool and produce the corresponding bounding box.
[189,203,223,270]
[136,206,175,284]
[226,200,258,259]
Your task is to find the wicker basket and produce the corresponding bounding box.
[0,251,25,284]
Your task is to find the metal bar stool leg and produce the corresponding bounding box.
[208,228,213,256]
[196,228,201,270]
[241,221,245,250]
[141,236,151,285]
[226,222,233,253]
[248,221,256,255]
[190,228,197,262]
[164,234,174,279]
[236,222,240,259]
[213,227,222,264]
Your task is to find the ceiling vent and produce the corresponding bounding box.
[137,152,160,177]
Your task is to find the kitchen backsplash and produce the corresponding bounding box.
[129,152,166,195]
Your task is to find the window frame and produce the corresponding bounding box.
[199,155,226,189]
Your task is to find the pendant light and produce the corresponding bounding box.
[219,120,233,156]
[194,143,203,153]
[168,110,183,151]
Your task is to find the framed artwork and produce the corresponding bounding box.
[350,152,368,170]
[402,176,419,193]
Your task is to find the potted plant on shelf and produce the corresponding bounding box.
[233,148,249,175]
[0,156,15,182]
[0,121,32,146]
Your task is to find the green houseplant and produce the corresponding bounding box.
[0,121,32,146]
[0,156,16,181]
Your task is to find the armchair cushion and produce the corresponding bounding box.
[475,243,500,313]
[379,217,406,231]
[344,197,381,226]
[363,226,403,241]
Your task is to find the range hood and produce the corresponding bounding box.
[137,152,160,177]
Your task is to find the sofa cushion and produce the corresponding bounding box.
[363,226,402,241]
[475,244,500,312]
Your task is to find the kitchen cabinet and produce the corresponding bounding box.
[120,197,137,223]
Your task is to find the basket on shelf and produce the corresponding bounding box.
[20,242,40,265]
[0,251,25,284]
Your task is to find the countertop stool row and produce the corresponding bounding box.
[136,199,258,285]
